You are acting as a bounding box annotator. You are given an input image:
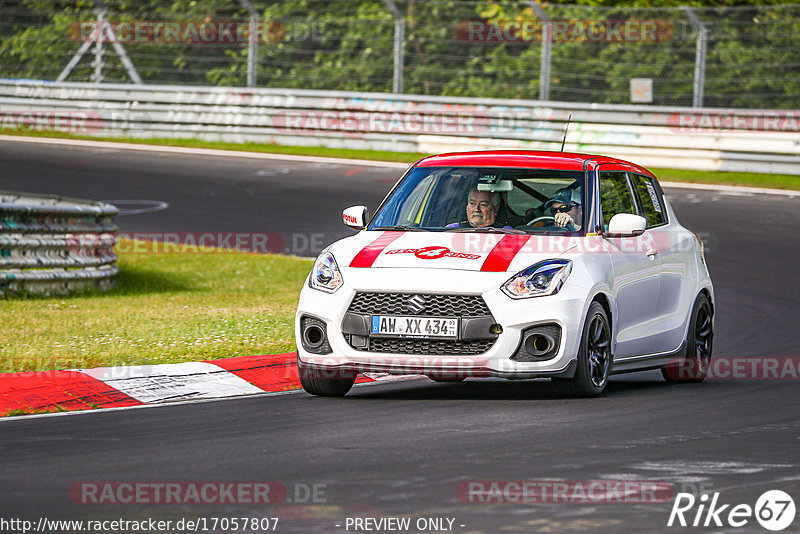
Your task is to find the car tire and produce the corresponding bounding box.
[661,293,713,383]
[551,301,612,397]
[297,358,357,396]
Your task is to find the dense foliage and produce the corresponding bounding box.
[1,0,798,108]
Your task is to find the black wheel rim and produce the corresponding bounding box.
[694,304,713,375]
[587,314,611,388]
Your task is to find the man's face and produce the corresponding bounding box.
[466,190,496,227]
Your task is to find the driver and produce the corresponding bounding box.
[545,186,583,231]
[447,189,503,228]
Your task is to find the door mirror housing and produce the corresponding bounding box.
[605,213,647,238]
[342,205,369,230]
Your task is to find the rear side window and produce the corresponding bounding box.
[632,174,667,227]
[598,171,636,228]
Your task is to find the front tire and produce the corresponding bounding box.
[297,358,356,396]
[662,293,713,383]
[552,301,612,397]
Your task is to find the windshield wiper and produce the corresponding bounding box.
[447,227,528,234]
[371,225,427,232]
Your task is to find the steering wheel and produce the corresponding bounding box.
[522,215,556,228]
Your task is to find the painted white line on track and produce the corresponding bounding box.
[81,362,264,403]
[0,388,306,423]
[3,135,798,197]
[0,374,423,423]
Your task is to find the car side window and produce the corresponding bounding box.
[631,174,667,227]
[598,171,636,228]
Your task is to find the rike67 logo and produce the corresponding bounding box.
[668,490,796,531]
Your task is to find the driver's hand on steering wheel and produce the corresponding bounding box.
[554,212,574,228]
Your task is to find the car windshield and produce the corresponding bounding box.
[369,166,586,235]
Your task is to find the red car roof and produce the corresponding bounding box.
[414,150,657,178]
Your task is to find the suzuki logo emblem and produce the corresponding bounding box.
[406,294,427,314]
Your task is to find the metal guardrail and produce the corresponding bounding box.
[0,191,118,295]
[0,80,798,175]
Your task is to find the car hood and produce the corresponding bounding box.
[330,231,577,273]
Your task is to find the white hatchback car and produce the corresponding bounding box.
[296,151,714,397]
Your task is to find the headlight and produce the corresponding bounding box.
[309,252,343,293]
[501,259,572,299]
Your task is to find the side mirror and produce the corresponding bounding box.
[605,213,647,238]
[342,205,368,230]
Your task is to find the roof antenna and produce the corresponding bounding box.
[560,114,572,152]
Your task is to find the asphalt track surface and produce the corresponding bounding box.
[1,139,799,533]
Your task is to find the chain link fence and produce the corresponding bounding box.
[1,1,799,109]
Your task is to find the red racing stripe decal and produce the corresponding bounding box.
[480,234,531,272]
[349,231,403,268]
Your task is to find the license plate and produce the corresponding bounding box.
[370,315,459,339]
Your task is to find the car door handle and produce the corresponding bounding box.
[646,248,659,257]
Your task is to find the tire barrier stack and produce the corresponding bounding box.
[0,191,118,296]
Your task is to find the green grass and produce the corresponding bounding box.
[3,129,797,190]
[1,240,312,373]
[649,167,799,191]
[0,129,427,164]
[2,406,68,417]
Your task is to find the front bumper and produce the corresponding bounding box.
[296,268,588,379]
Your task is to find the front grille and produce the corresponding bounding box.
[345,292,497,355]
[348,292,491,317]
[351,336,496,356]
